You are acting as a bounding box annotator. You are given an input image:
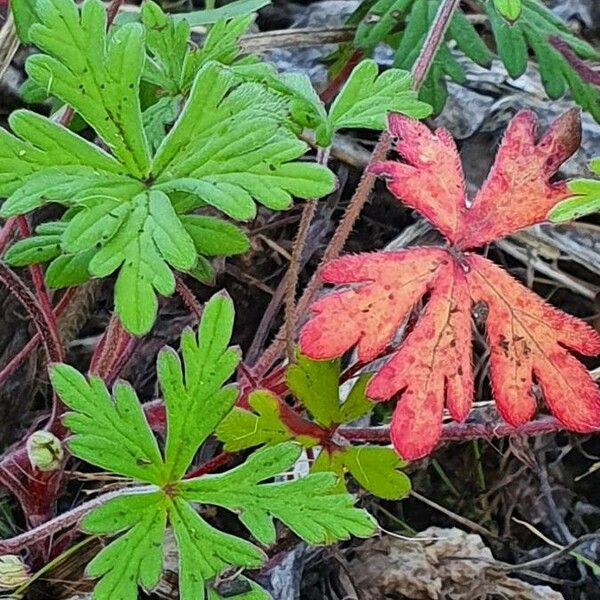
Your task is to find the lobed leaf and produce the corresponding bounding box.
[52,293,375,599]
[300,110,600,459]
[179,443,376,545]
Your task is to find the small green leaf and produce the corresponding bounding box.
[551,177,600,221]
[493,0,522,22]
[287,354,342,427]
[141,1,189,93]
[342,445,410,500]
[486,1,528,78]
[216,390,298,451]
[328,60,432,136]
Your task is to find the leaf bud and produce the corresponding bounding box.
[0,555,30,590]
[26,430,64,472]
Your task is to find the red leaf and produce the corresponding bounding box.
[457,109,581,249]
[299,248,447,363]
[367,260,473,459]
[466,254,600,432]
[370,116,467,244]
[299,109,600,460]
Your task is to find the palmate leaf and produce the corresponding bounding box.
[151,63,334,216]
[51,293,375,600]
[349,0,600,121]
[299,110,600,460]
[0,0,334,336]
[218,355,410,500]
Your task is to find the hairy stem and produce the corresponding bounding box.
[175,275,204,320]
[0,288,75,387]
[339,416,565,443]
[0,485,158,554]
[0,263,63,368]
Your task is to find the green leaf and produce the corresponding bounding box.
[26,0,151,177]
[152,62,335,213]
[172,0,271,26]
[338,374,374,423]
[181,215,250,256]
[274,71,329,142]
[87,191,196,335]
[342,445,410,500]
[158,292,240,480]
[493,0,522,21]
[83,492,167,598]
[328,60,432,138]
[216,389,298,452]
[180,443,377,545]
[486,0,528,78]
[10,0,40,43]
[551,160,600,221]
[169,498,265,600]
[51,294,375,600]
[141,1,190,93]
[4,233,61,266]
[287,354,342,428]
[50,364,165,483]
